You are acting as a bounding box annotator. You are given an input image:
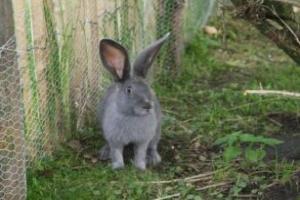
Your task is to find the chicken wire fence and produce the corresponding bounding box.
[0,37,27,200]
[0,0,215,199]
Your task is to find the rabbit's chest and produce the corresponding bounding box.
[102,107,157,144]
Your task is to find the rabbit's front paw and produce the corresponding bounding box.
[134,160,146,171]
[112,161,124,170]
[98,144,110,161]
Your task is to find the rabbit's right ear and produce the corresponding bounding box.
[99,39,130,81]
[133,33,170,78]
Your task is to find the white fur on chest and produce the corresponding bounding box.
[102,101,157,145]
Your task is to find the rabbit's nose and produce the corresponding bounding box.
[142,101,152,110]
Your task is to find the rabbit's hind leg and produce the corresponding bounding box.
[146,133,161,166]
[98,144,110,160]
[146,142,161,166]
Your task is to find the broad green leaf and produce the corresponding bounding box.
[259,137,283,146]
[224,145,241,161]
[239,134,282,146]
[214,132,241,146]
[239,134,262,143]
[245,147,266,163]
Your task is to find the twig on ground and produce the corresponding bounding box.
[154,193,180,200]
[190,135,203,144]
[236,194,257,198]
[187,176,212,183]
[146,171,214,184]
[196,181,232,191]
[177,122,193,134]
[184,172,215,181]
[267,118,282,127]
[264,181,280,189]
[244,90,300,98]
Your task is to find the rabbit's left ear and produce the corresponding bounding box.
[133,33,170,78]
[99,39,130,81]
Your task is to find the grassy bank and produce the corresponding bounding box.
[27,15,300,200]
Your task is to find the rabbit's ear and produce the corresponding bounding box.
[99,39,130,81]
[133,33,170,78]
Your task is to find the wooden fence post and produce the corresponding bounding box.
[30,0,53,154]
[0,0,15,44]
[85,0,101,124]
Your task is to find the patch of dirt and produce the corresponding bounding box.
[266,112,300,160]
[65,136,103,164]
[263,171,300,200]
[66,134,215,173]
[67,139,83,152]
[263,113,300,199]
[36,169,54,178]
[267,112,300,134]
[158,135,215,176]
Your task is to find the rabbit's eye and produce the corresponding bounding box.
[126,86,132,94]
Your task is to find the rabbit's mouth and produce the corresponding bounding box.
[142,102,152,110]
[134,106,152,116]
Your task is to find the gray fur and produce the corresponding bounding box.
[97,33,169,170]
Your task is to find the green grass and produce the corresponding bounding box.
[27,15,300,200]
[28,149,169,200]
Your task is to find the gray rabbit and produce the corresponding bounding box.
[97,33,170,170]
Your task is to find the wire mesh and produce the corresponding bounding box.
[0,0,215,199]
[0,37,26,200]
